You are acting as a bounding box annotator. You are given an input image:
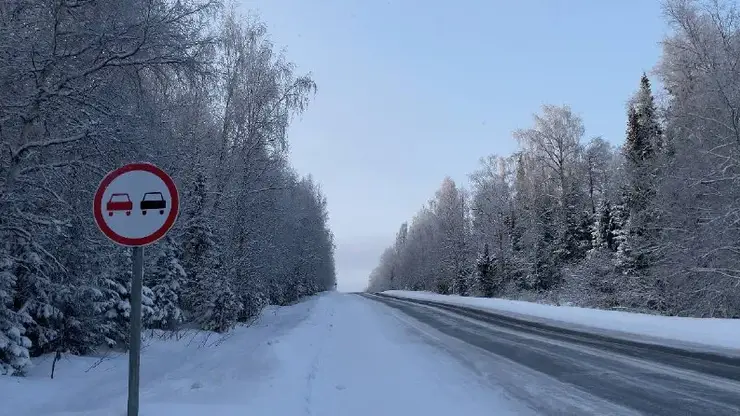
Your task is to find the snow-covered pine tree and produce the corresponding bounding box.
[612,190,633,269]
[180,170,217,315]
[533,206,559,291]
[577,211,594,255]
[475,243,495,297]
[205,288,243,333]
[98,250,133,348]
[193,265,243,333]
[619,75,663,277]
[591,199,617,251]
[9,238,60,357]
[0,256,32,375]
[145,237,186,330]
[558,197,592,263]
[41,211,110,357]
[48,282,108,356]
[634,74,664,155]
[625,107,653,167]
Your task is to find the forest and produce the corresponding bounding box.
[0,0,336,375]
[367,0,740,321]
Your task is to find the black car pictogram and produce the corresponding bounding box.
[140,192,166,215]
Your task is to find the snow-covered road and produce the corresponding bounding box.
[3,292,528,415]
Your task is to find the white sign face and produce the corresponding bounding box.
[101,171,171,239]
[94,163,179,247]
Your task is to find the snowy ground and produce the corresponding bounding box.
[2,292,529,416]
[382,290,740,353]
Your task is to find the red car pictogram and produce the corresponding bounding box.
[107,193,132,216]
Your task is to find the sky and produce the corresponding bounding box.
[237,0,669,292]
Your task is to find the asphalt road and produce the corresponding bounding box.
[362,293,740,416]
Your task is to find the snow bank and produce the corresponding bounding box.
[381,290,740,353]
[0,296,322,416]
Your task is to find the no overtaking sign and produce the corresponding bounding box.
[93,162,179,416]
[93,162,179,246]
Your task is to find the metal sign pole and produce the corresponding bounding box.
[127,246,144,416]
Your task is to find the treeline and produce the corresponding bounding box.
[0,0,336,375]
[367,0,740,320]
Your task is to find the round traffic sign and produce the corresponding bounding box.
[93,163,179,246]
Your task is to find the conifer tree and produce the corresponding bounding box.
[476,244,495,297]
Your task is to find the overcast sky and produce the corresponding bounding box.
[238,0,669,292]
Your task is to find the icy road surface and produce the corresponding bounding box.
[383,290,740,352]
[3,292,529,416]
[366,293,740,416]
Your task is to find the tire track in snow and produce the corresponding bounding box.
[303,295,336,415]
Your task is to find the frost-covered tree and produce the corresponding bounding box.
[192,265,243,334]
[98,252,132,348]
[475,244,495,298]
[366,0,740,318]
[619,75,663,275]
[432,178,472,295]
[515,105,591,268]
[592,199,618,251]
[179,169,216,315]
[366,1,740,316]
[469,155,515,289]
[0,2,336,373]
[0,257,32,375]
[652,0,740,316]
[584,137,616,215]
[146,238,186,330]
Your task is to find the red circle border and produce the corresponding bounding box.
[93,162,180,247]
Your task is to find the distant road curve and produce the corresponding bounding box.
[360,292,740,416]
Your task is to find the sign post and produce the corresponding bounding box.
[93,163,179,416]
[128,245,143,416]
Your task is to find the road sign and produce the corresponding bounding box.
[93,162,179,247]
[93,162,179,416]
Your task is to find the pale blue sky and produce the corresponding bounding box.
[238,0,669,292]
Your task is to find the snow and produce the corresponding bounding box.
[382,290,740,353]
[1,292,526,416]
